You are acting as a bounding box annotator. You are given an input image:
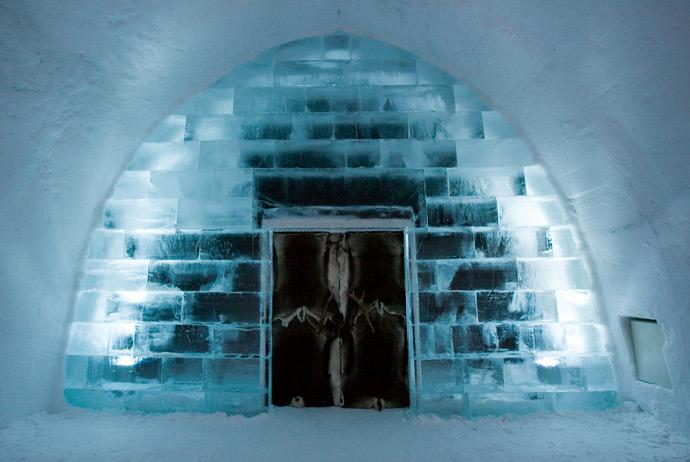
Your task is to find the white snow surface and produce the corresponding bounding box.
[1,406,688,462]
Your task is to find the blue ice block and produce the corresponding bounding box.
[149,171,214,199]
[128,142,200,171]
[125,232,199,260]
[211,326,262,356]
[162,357,204,390]
[111,171,150,199]
[205,358,262,391]
[104,199,177,230]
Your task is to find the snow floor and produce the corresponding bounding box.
[1,404,689,462]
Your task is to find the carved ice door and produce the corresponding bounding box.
[271,231,409,410]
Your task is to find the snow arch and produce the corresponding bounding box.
[65,34,617,416]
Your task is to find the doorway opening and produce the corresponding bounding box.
[271,231,409,410]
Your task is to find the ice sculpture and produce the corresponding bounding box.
[65,33,617,417]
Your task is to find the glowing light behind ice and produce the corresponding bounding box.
[65,33,617,417]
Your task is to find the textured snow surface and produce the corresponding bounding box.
[1,406,688,462]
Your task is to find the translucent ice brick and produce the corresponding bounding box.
[469,392,552,417]
[463,358,504,392]
[455,139,532,167]
[343,140,381,168]
[148,261,262,292]
[414,230,474,259]
[64,388,125,411]
[124,390,206,413]
[556,290,600,323]
[453,84,490,111]
[409,112,483,140]
[474,228,543,258]
[162,358,204,390]
[452,324,496,354]
[417,324,454,358]
[424,169,449,196]
[275,141,344,168]
[185,115,244,141]
[233,87,277,115]
[73,291,107,322]
[148,115,186,142]
[347,60,418,86]
[88,229,126,259]
[213,61,274,87]
[582,356,616,391]
[356,113,409,139]
[417,393,469,417]
[498,196,568,227]
[268,36,324,62]
[426,197,498,227]
[323,34,351,60]
[214,169,252,198]
[290,113,334,140]
[551,391,617,411]
[419,359,463,392]
[274,61,346,86]
[212,326,262,356]
[179,88,234,115]
[184,292,263,324]
[375,85,455,112]
[523,164,555,195]
[307,86,359,113]
[148,324,210,354]
[176,198,251,230]
[149,171,214,199]
[199,232,263,260]
[448,167,525,196]
[205,358,262,391]
[106,291,183,322]
[112,171,150,199]
[125,232,199,260]
[198,141,242,170]
[482,111,517,139]
[67,323,110,355]
[417,291,477,323]
[238,140,275,168]
[108,323,136,354]
[518,258,589,290]
[440,260,518,291]
[82,260,149,291]
[205,391,265,415]
[242,114,292,140]
[104,199,177,230]
[502,358,538,391]
[65,355,89,388]
[128,142,200,171]
[550,226,578,257]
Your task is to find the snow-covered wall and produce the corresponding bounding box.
[1,0,689,432]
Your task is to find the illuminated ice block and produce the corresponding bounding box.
[67,323,110,355]
[498,196,568,227]
[82,260,149,291]
[205,358,262,391]
[88,229,126,259]
[129,142,200,171]
[176,198,251,230]
[150,171,214,199]
[104,199,177,230]
[112,171,150,199]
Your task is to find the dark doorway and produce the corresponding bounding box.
[271,231,409,410]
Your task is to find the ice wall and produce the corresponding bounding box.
[65,35,616,416]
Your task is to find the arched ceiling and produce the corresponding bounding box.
[1,0,689,431]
